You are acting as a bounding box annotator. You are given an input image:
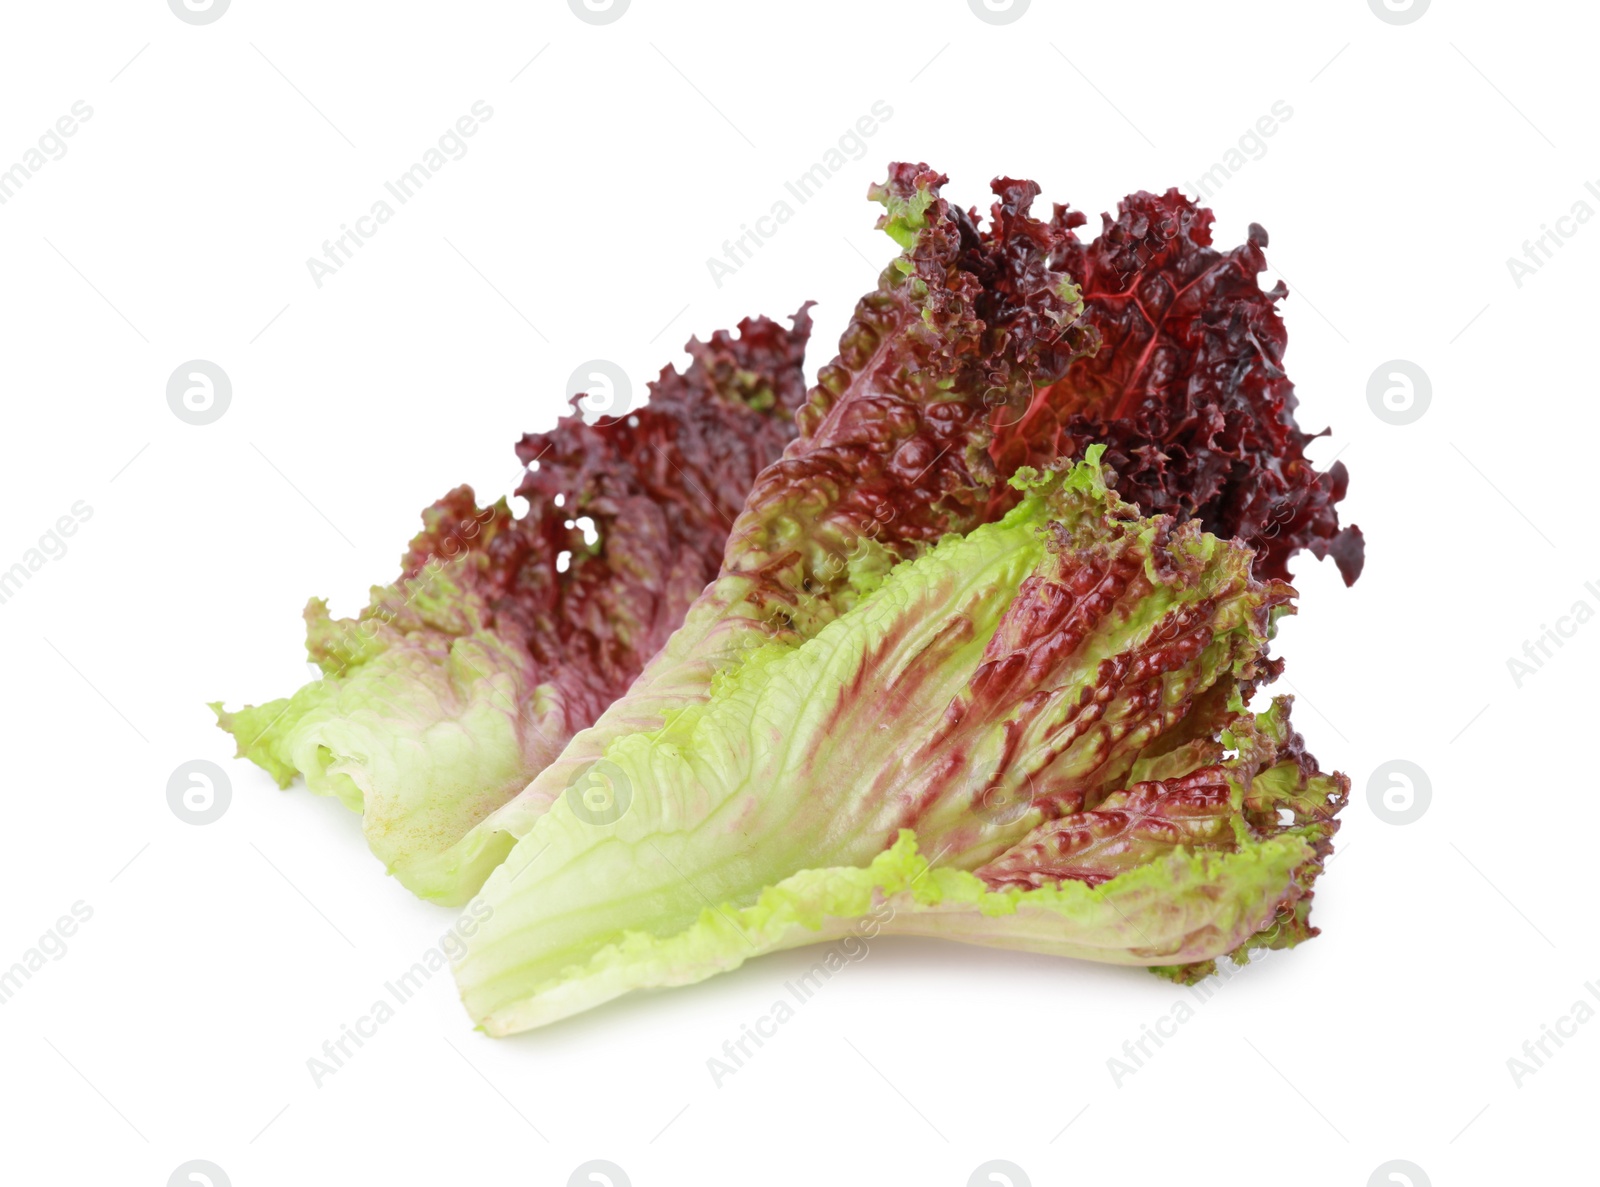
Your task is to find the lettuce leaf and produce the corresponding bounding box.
[213,310,812,903]
[454,452,1346,1034]
[441,165,1358,954]
[215,162,1358,994]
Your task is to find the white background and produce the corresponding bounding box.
[1,1,1594,1184]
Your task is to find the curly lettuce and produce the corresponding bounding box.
[211,165,1355,1018]
[987,187,1364,584]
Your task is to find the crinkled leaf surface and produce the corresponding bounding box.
[988,188,1364,584]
